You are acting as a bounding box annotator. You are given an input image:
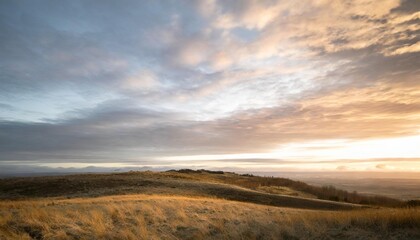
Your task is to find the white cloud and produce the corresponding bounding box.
[122,69,160,92]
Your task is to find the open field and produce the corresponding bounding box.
[0,170,419,239]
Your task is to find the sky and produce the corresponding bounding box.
[0,0,419,174]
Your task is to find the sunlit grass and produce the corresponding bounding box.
[1,195,419,240]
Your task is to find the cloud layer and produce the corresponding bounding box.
[0,0,419,172]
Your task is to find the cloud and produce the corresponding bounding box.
[376,164,388,170]
[171,38,210,67]
[387,42,420,55]
[122,69,161,92]
[0,103,14,111]
[336,165,348,171]
[0,0,419,171]
[203,0,418,68]
[212,0,284,30]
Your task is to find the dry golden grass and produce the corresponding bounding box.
[0,194,419,240]
[0,171,418,239]
[256,186,315,199]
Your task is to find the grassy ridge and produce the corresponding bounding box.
[168,169,404,206]
[0,170,407,207]
[0,171,358,210]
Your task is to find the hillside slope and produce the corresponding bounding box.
[0,171,419,240]
[0,171,358,210]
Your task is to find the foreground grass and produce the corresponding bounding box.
[0,195,419,240]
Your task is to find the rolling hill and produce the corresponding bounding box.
[0,170,419,239]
